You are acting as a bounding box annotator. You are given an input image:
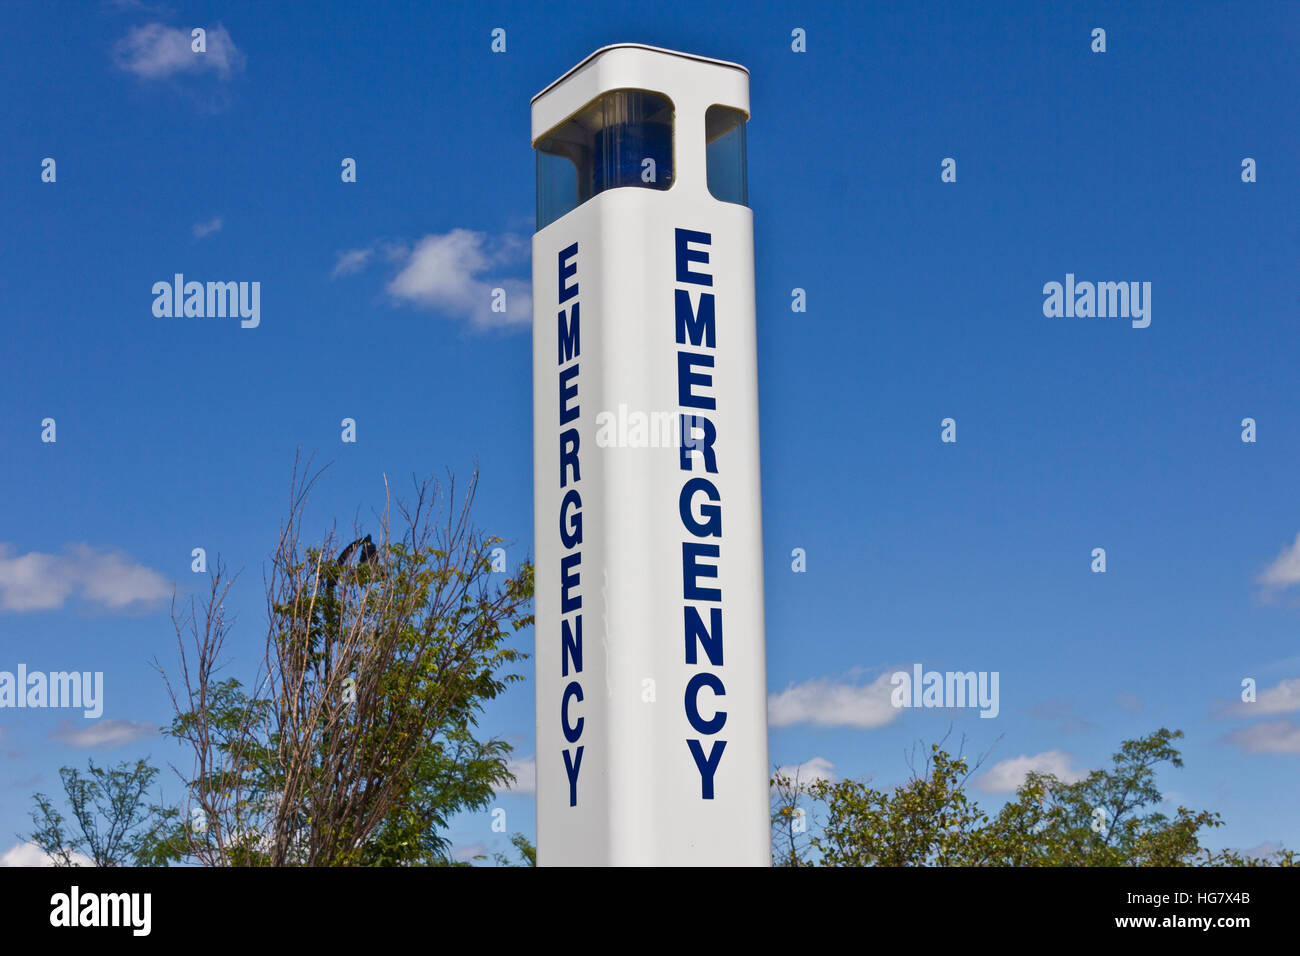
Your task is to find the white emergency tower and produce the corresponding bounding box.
[531,44,769,865]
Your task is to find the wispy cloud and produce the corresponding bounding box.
[331,248,373,277]
[1258,531,1300,595]
[0,543,171,613]
[1027,699,1098,733]
[773,756,837,785]
[1249,678,1300,714]
[1224,719,1300,754]
[1238,840,1285,860]
[1215,677,1300,718]
[336,230,530,329]
[1115,692,1143,714]
[768,672,899,729]
[113,22,245,80]
[0,841,93,867]
[331,240,410,278]
[103,0,165,13]
[451,842,486,863]
[976,749,1087,793]
[51,719,156,749]
[499,754,536,794]
[388,230,530,328]
[192,216,223,239]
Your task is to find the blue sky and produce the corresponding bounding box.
[2,0,1298,864]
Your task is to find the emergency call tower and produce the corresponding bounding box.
[531,44,769,865]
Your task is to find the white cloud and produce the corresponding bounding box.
[0,548,71,610]
[1259,531,1300,592]
[1225,719,1300,754]
[1216,677,1300,718]
[331,247,373,277]
[51,719,156,749]
[451,842,486,863]
[1115,692,1143,714]
[1027,699,1096,733]
[385,230,531,329]
[331,241,409,278]
[500,754,536,794]
[0,841,93,867]
[114,23,245,80]
[0,543,171,612]
[74,546,172,609]
[773,756,837,785]
[192,216,223,239]
[1240,841,1284,860]
[1253,678,1300,714]
[976,749,1087,794]
[768,672,900,729]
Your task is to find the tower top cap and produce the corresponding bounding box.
[531,44,748,105]
[531,44,749,146]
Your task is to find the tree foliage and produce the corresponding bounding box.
[774,728,1294,867]
[24,759,176,867]
[154,460,533,866]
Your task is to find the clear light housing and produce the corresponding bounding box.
[536,89,675,229]
[705,105,748,206]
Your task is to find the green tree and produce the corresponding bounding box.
[510,832,537,866]
[798,728,1291,867]
[808,740,992,867]
[488,833,537,867]
[24,759,177,866]
[973,728,1225,866]
[156,462,533,866]
[770,766,820,866]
